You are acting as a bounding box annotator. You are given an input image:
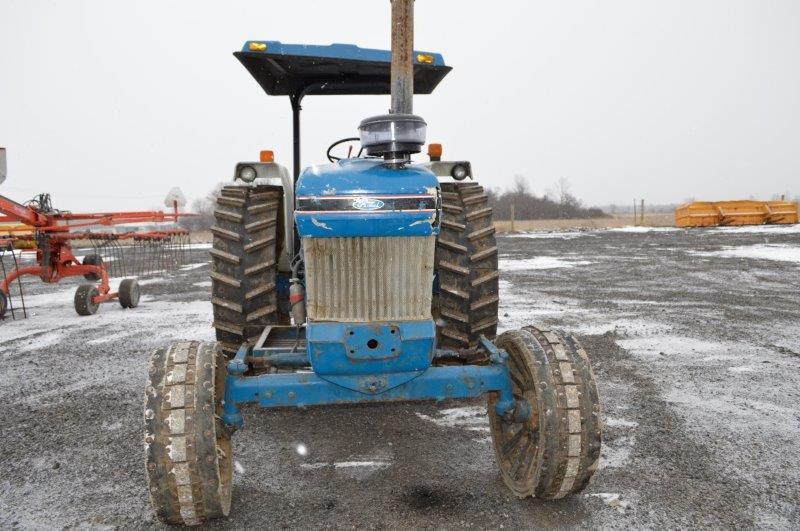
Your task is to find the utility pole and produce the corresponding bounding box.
[640,199,645,226]
[633,199,637,226]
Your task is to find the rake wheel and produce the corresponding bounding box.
[82,254,104,281]
[74,284,100,316]
[119,278,140,309]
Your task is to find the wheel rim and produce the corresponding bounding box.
[489,336,542,496]
[89,289,99,312]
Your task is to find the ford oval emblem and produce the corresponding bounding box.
[352,197,385,211]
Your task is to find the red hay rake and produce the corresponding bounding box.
[1,176,194,319]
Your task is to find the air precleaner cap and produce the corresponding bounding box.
[358,113,427,158]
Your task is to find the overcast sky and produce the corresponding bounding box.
[1,0,798,212]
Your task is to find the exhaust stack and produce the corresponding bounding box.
[390,0,414,114]
[358,0,426,164]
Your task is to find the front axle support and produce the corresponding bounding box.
[221,346,526,428]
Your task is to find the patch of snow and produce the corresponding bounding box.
[86,332,134,345]
[299,462,328,470]
[300,458,392,470]
[619,334,736,356]
[561,317,672,338]
[604,416,639,428]
[0,285,215,357]
[588,492,630,513]
[728,365,756,374]
[691,244,800,264]
[14,330,65,354]
[192,280,212,288]
[500,256,592,271]
[506,231,587,239]
[600,436,635,469]
[415,406,489,431]
[607,226,679,233]
[711,224,800,235]
[665,389,798,421]
[137,277,169,286]
[180,262,208,271]
[333,460,391,469]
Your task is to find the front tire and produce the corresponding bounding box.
[489,326,602,499]
[144,341,232,526]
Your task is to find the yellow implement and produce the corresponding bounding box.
[675,200,799,228]
[0,222,35,248]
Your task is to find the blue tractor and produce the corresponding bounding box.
[143,2,601,525]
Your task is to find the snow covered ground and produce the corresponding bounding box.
[2,226,800,528]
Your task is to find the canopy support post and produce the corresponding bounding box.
[290,94,303,185]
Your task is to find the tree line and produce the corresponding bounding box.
[487,176,607,220]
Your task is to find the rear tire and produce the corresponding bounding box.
[145,341,232,526]
[489,327,602,499]
[211,185,284,356]
[74,284,100,316]
[82,254,103,281]
[433,182,499,350]
[119,278,140,308]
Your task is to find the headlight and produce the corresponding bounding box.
[451,164,468,181]
[239,165,257,182]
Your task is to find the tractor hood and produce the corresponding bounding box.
[294,159,439,238]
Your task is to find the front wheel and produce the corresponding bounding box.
[144,341,232,526]
[489,326,602,499]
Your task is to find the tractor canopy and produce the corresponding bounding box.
[234,41,451,98]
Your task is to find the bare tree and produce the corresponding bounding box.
[179,183,225,231]
[511,175,530,197]
[487,177,606,221]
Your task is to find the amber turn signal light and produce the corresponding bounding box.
[260,150,274,163]
[427,143,442,161]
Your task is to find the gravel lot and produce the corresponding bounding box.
[2,225,799,529]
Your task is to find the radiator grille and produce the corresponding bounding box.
[303,236,435,322]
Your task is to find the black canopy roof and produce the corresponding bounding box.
[234,46,451,99]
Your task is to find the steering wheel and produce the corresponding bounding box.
[327,137,365,162]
